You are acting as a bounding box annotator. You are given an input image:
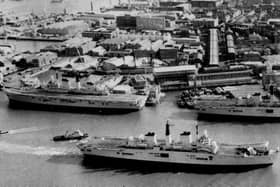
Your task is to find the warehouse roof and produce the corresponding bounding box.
[153,65,196,73]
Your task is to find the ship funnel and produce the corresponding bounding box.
[180,131,192,146]
[127,136,134,146]
[165,120,173,146]
[77,81,81,90]
[195,124,199,141]
[145,132,157,146]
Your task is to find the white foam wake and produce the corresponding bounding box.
[0,141,78,156]
[8,126,50,135]
[223,86,237,91]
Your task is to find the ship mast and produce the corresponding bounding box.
[3,14,7,43]
[165,121,170,137]
[90,1,93,12]
[165,119,173,146]
[194,65,198,90]
[195,123,199,141]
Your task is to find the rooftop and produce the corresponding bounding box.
[153,65,196,73]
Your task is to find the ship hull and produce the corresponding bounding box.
[78,147,276,173]
[5,88,147,113]
[82,154,272,173]
[195,106,280,119]
[8,99,139,113]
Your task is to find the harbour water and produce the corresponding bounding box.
[0,1,280,187]
[0,86,280,186]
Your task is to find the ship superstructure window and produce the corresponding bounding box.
[196,157,208,160]
[122,152,134,155]
[160,153,169,158]
[149,152,169,158]
[266,109,274,113]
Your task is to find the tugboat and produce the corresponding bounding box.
[0,130,8,135]
[77,121,279,172]
[53,130,88,141]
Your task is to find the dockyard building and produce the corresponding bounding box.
[12,52,58,69]
[75,12,115,27]
[188,65,254,87]
[190,0,223,9]
[153,65,197,85]
[136,16,166,31]
[82,27,114,41]
[205,28,219,66]
[192,18,219,28]
[62,37,96,57]
[37,20,89,37]
[116,15,137,29]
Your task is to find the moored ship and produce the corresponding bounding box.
[77,122,279,172]
[4,88,147,112]
[193,92,280,118]
[4,69,149,112]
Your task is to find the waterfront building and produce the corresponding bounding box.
[82,28,114,40]
[100,38,127,50]
[262,0,274,5]
[37,20,89,37]
[116,15,137,29]
[188,66,255,87]
[136,16,166,30]
[192,18,219,28]
[153,65,196,90]
[12,52,58,69]
[226,33,236,60]
[190,0,223,9]
[41,37,96,57]
[76,12,115,20]
[112,30,164,41]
